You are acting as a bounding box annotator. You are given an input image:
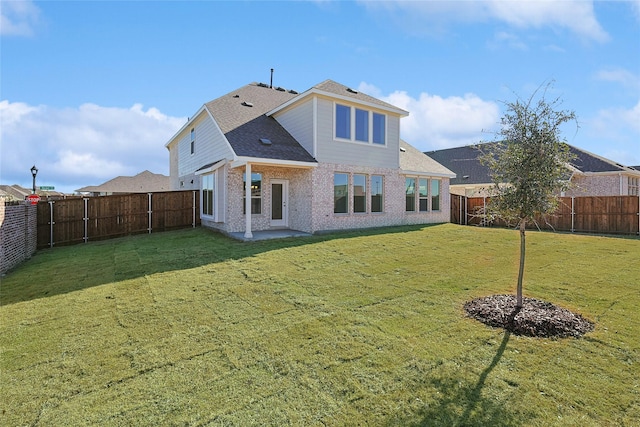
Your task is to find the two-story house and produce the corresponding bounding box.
[165,80,455,238]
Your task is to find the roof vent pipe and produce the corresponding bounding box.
[270,68,274,89]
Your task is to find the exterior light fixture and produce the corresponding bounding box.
[30,165,38,194]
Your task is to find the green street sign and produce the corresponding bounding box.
[39,186,55,190]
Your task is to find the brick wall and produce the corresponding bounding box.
[0,203,38,275]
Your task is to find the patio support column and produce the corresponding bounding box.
[244,163,253,239]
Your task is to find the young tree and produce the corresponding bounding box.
[480,83,577,308]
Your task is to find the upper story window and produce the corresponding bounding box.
[335,103,386,146]
[372,113,385,145]
[190,128,195,155]
[355,109,369,142]
[335,105,351,139]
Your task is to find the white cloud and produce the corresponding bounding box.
[358,0,609,42]
[0,0,41,36]
[587,100,640,165]
[594,68,640,90]
[0,100,186,192]
[358,82,500,151]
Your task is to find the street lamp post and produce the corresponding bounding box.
[30,165,38,194]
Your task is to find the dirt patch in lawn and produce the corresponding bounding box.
[464,294,594,338]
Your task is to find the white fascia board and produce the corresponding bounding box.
[401,169,457,179]
[267,88,409,117]
[230,157,318,169]
[164,105,206,149]
[195,159,227,175]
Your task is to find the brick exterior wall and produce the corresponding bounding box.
[564,175,622,197]
[201,163,450,235]
[0,203,38,274]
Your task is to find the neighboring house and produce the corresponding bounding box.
[0,185,31,202]
[425,143,640,197]
[165,80,455,238]
[75,170,170,196]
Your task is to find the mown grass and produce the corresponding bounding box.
[1,224,638,426]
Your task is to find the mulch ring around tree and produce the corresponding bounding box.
[464,294,594,338]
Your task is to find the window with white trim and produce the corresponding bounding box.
[431,179,441,211]
[335,103,387,145]
[202,173,214,217]
[406,178,416,212]
[405,177,442,212]
[419,178,429,211]
[334,173,349,214]
[353,174,366,213]
[190,128,195,155]
[371,175,383,213]
[243,172,262,215]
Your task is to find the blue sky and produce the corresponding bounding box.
[2,0,639,194]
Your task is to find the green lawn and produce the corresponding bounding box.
[1,224,638,426]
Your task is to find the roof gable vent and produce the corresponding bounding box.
[288,89,298,94]
[346,87,358,94]
[275,86,286,92]
[257,82,269,88]
[259,138,272,146]
[242,101,254,107]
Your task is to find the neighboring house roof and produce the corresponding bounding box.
[424,145,494,185]
[567,145,631,174]
[75,170,170,194]
[203,83,317,164]
[425,143,640,185]
[400,140,456,177]
[0,184,32,199]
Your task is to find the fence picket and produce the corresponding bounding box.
[37,191,200,249]
[451,194,639,235]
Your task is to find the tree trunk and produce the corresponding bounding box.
[517,219,526,308]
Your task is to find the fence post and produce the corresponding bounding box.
[48,200,55,248]
[637,195,639,236]
[483,197,486,227]
[148,193,153,234]
[193,190,197,228]
[83,198,89,243]
[571,196,575,233]
[464,196,468,225]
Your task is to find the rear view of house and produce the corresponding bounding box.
[165,80,455,238]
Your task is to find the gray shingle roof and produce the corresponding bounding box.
[425,142,637,185]
[204,83,317,163]
[425,145,493,185]
[567,145,629,173]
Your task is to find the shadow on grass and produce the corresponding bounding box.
[0,223,439,306]
[388,329,535,427]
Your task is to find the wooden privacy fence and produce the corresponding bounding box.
[451,195,640,236]
[37,191,201,249]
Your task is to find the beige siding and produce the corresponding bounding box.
[273,99,314,157]
[177,114,233,178]
[315,97,401,169]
